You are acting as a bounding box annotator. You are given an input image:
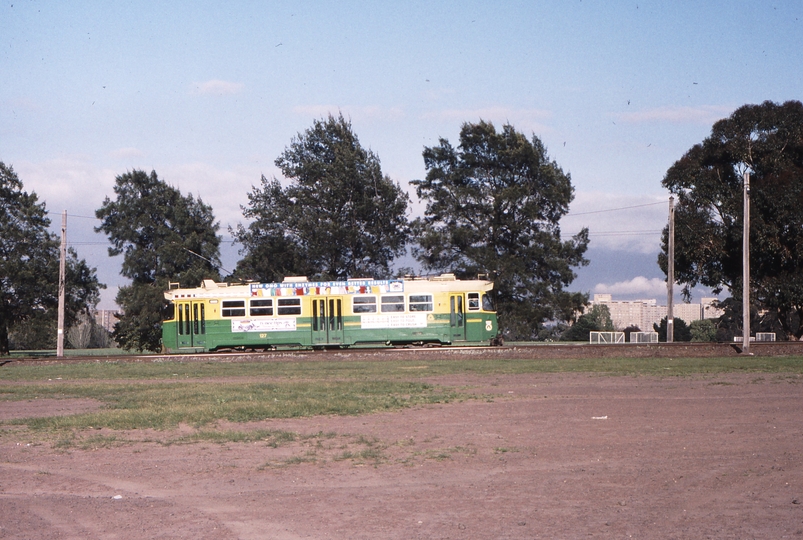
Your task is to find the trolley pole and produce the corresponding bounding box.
[667,196,674,343]
[57,210,67,358]
[742,172,751,354]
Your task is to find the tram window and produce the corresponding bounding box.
[184,304,191,335]
[467,293,480,311]
[277,298,301,315]
[250,299,273,316]
[353,296,376,313]
[162,302,175,322]
[381,295,405,313]
[482,293,495,312]
[200,304,206,334]
[222,300,246,317]
[177,304,184,335]
[193,304,199,334]
[409,294,433,312]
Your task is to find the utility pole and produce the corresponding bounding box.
[57,210,67,358]
[742,172,751,354]
[667,196,674,343]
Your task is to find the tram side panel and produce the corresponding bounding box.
[343,290,449,346]
[163,296,312,352]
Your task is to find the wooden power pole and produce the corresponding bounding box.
[742,172,751,354]
[57,210,66,358]
[667,196,674,343]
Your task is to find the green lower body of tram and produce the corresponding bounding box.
[162,311,498,352]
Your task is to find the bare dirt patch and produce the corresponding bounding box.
[2,372,802,538]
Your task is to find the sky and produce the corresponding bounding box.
[2,0,801,310]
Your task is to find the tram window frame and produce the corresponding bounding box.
[221,300,246,317]
[381,295,405,313]
[482,293,495,312]
[277,298,301,315]
[353,296,377,313]
[249,298,274,316]
[467,292,480,311]
[183,304,191,335]
[408,294,433,312]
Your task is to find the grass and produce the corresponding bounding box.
[1,354,801,437]
[3,355,803,383]
[5,348,133,359]
[1,380,458,430]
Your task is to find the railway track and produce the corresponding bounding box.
[4,341,803,366]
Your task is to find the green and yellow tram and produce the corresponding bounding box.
[161,274,500,352]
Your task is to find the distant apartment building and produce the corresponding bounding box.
[590,294,722,331]
[93,310,120,333]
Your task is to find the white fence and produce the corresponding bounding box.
[629,331,658,343]
[589,331,625,344]
[733,334,777,342]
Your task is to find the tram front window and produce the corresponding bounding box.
[162,301,175,322]
[482,293,495,312]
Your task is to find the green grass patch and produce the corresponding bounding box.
[2,380,458,430]
[2,354,801,439]
[2,355,802,383]
[6,348,132,359]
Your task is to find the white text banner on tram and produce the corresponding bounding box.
[250,280,403,297]
[360,313,428,329]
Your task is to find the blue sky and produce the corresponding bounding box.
[2,1,801,309]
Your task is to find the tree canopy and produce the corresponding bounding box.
[411,120,589,339]
[96,169,221,351]
[560,304,614,342]
[0,162,103,354]
[659,100,803,339]
[653,317,692,342]
[232,114,410,281]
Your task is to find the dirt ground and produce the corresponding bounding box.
[1,371,802,539]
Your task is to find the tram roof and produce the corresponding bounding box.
[164,274,493,300]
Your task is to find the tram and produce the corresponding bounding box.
[161,274,500,352]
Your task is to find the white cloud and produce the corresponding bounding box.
[14,156,117,216]
[158,162,270,229]
[617,105,732,125]
[562,191,669,253]
[193,79,245,96]
[593,276,667,298]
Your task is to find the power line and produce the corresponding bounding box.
[45,211,99,220]
[565,201,666,217]
[587,230,662,237]
[561,229,662,239]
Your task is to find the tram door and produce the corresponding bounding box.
[176,301,206,349]
[449,294,466,342]
[312,297,344,346]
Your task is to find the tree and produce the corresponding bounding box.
[660,100,803,339]
[96,170,221,351]
[411,120,589,340]
[689,319,717,342]
[560,304,614,342]
[232,114,410,282]
[622,325,641,342]
[714,296,762,342]
[0,162,103,354]
[653,317,692,342]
